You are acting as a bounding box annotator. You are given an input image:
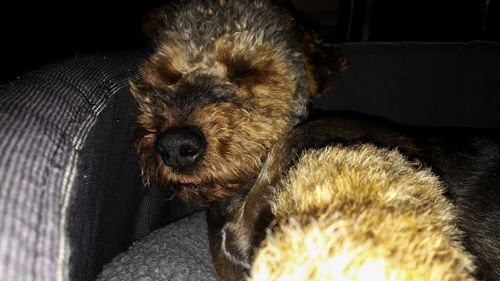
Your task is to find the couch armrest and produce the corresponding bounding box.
[0,52,199,281]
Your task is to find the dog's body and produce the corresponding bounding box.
[130,0,500,280]
[208,113,500,281]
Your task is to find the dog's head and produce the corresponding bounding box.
[131,2,346,204]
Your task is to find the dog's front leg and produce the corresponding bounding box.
[207,195,273,281]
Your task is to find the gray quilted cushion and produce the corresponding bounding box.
[97,211,219,281]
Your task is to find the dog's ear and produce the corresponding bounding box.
[303,44,347,96]
[141,4,172,43]
[294,25,348,96]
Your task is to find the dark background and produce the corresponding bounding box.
[1,1,159,83]
[1,0,499,84]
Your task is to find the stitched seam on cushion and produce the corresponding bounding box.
[56,71,141,281]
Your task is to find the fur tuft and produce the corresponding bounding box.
[250,144,476,281]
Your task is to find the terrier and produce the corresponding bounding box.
[131,0,345,204]
[130,0,345,279]
[130,0,499,280]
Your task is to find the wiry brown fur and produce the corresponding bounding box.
[250,144,476,281]
[209,117,484,281]
[131,0,346,204]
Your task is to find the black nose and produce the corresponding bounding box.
[155,127,207,170]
